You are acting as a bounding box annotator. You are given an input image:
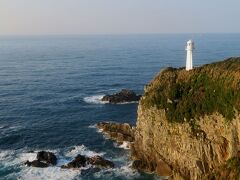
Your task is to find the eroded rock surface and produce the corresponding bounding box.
[101,89,141,104]
[24,151,57,168]
[37,151,57,165]
[61,154,87,169]
[132,58,240,179]
[88,155,114,168]
[61,154,114,169]
[97,122,135,147]
[25,160,49,168]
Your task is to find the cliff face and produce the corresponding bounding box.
[132,58,240,179]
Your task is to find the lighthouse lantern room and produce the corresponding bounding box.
[185,40,195,71]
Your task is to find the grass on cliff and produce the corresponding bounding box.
[226,157,240,171]
[210,157,240,179]
[142,58,240,123]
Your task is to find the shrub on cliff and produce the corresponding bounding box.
[209,157,240,179]
[142,57,240,123]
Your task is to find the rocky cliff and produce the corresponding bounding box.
[132,57,240,179]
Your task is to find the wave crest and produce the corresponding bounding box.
[84,95,138,104]
[83,95,106,104]
[65,145,105,158]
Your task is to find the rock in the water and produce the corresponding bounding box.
[61,154,114,169]
[132,159,147,170]
[25,160,49,168]
[97,122,135,147]
[37,151,57,165]
[24,151,57,168]
[101,89,141,104]
[61,154,88,169]
[88,155,114,168]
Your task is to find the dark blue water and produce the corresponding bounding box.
[0,34,240,179]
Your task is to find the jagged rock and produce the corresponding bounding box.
[37,151,57,165]
[25,160,49,168]
[97,122,135,147]
[101,89,141,104]
[24,151,57,168]
[132,159,147,170]
[132,158,172,176]
[88,155,114,168]
[61,154,114,169]
[61,154,87,169]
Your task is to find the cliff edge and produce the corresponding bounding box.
[132,57,240,179]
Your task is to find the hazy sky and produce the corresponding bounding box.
[1,0,240,35]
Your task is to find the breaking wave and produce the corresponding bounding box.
[83,95,139,105]
[0,145,107,180]
[114,141,130,150]
[83,95,106,104]
[65,145,105,158]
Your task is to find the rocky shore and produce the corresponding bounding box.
[96,122,135,148]
[25,58,240,179]
[101,89,141,104]
[24,150,114,170]
[132,58,240,179]
[61,154,114,169]
[98,58,240,179]
[96,121,172,176]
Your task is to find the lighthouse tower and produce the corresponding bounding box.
[185,40,195,71]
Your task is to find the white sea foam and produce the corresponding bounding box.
[93,163,139,180]
[0,150,15,162]
[65,145,105,158]
[18,166,80,180]
[116,141,130,150]
[115,164,140,178]
[97,128,103,133]
[17,150,83,180]
[83,95,138,105]
[0,145,141,180]
[83,95,106,104]
[10,149,58,166]
[17,152,37,163]
[88,124,96,129]
[0,150,81,180]
[17,149,66,167]
[115,101,139,104]
[88,124,104,133]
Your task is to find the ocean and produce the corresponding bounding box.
[0,34,240,180]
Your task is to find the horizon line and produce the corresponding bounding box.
[1,32,240,37]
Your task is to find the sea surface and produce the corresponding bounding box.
[0,34,240,180]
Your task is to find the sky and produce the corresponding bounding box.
[1,0,240,35]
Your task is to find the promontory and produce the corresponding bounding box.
[132,57,240,179]
[98,57,240,179]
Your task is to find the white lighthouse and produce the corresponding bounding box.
[185,40,195,71]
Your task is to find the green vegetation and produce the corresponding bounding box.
[208,157,240,179]
[226,157,240,172]
[142,58,240,123]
